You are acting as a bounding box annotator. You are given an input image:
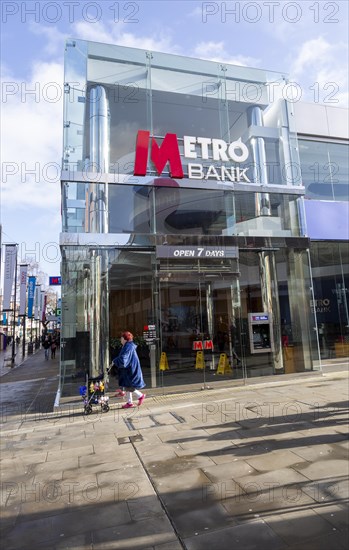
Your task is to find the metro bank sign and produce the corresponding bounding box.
[134,130,250,183]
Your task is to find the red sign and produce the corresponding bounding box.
[204,340,214,351]
[49,276,61,285]
[134,130,184,178]
[193,340,203,351]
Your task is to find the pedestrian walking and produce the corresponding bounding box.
[43,337,50,360]
[51,338,57,359]
[111,331,146,409]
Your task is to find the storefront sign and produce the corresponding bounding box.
[134,130,250,183]
[156,245,239,259]
[143,324,157,342]
[251,314,269,321]
[49,276,61,285]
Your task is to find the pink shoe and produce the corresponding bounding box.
[121,402,135,409]
[115,390,126,397]
[138,394,146,406]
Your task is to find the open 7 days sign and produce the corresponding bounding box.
[134,130,250,183]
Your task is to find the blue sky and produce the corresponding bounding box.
[1,0,348,281]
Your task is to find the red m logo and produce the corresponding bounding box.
[134,130,184,178]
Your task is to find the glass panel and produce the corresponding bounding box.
[154,186,235,236]
[109,184,152,233]
[60,247,84,397]
[84,82,148,176]
[158,259,243,389]
[62,181,304,236]
[151,49,283,87]
[61,181,87,233]
[153,187,303,237]
[238,247,318,377]
[63,40,88,171]
[152,84,223,143]
[310,242,349,360]
[299,140,349,201]
[109,249,155,390]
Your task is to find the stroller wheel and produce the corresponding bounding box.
[84,404,93,415]
[102,404,110,413]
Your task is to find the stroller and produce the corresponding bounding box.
[79,369,110,415]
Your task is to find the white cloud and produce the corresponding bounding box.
[187,6,204,19]
[29,22,68,56]
[291,37,333,78]
[71,20,178,54]
[1,19,181,218]
[1,61,63,210]
[193,41,260,67]
[290,37,348,106]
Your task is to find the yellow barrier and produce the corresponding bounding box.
[335,342,349,358]
[216,353,232,375]
[159,352,169,371]
[195,351,205,370]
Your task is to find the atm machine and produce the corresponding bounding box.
[248,313,274,354]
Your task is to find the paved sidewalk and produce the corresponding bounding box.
[0,352,348,549]
[0,344,41,378]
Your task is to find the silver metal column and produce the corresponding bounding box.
[206,282,214,340]
[205,281,215,371]
[247,106,271,217]
[248,106,283,372]
[287,249,314,371]
[88,85,110,378]
[258,250,283,372]
[89,86,109,233]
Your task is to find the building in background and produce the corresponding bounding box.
[59,39,348,398]
[295,102,349,362]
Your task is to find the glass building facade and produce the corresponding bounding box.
[59,39,348,397]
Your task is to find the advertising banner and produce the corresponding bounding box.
[34,285,40,320]
[27,277,36,319]
[41,292,47,322]
[3,244,17,310]
[19,265,28,316]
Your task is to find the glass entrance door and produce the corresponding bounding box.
[157,260,244,387]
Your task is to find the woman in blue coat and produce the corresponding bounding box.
[112,331,146,408]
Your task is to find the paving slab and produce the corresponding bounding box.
[183,518,286,550]
[262,508,339,545]
[3,502,132,549]
[291,443,347,462]
[312,502,349,529]
[166,500,235,538]
[233,467,311,494]
[292,459,349,481]
[78,447,137,467]
[157,428,211,442]
[97,465,150,486]
[33,457,79,475]
[301,477,349,503]
[46,446,95,461]
[244,450,306,472]
[145,454,216,476]
[201,459,257,482]
[221,484,317,519]
[89,516,179,549]
[284,531,348,550]
[1,353,348,550]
